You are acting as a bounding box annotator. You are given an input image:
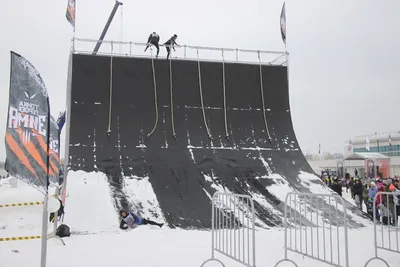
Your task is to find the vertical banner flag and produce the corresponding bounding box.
[280,2,286,44]
[365,159,375,179]
[389,134,392,147]
[337,161,344,178]
[366,136,370,151]
[50,116,61,183]
[5,51,58,193]
[66,0,76,28]
[57,111,66,132]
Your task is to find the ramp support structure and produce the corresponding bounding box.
[92,1,123,55]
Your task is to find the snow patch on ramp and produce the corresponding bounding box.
[122,176,165,223]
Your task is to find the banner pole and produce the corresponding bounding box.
[40,96,51,267]
[40,193,49,267]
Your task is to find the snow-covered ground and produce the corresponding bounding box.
[1,172,399,267]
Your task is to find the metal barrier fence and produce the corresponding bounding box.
[274,193,349,267]
[72,38,287,66]
[200,192,256,267]
[364,191,400,267]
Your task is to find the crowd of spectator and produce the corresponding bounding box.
[321,174,400,226]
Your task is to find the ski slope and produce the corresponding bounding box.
[1,172,399,267]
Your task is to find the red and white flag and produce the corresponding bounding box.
[66,0,76,29]
[348,139,352,151]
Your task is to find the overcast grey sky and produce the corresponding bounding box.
[0,0,399,160]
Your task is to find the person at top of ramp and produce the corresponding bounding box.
[119,210,164,229]
[164,34,179,60]
[144,32,160,58]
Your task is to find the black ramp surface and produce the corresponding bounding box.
[68,54,363,229]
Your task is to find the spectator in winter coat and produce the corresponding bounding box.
[363,184,370,207]
[345,179,350,193]
[382,179,395,218]
[330,179,342,196]
[353,178,364,210]
[388,184,400,225]
[375,182,386,221]
[350,177,355,199]
[119,210,164,230]
[368,182,379,199]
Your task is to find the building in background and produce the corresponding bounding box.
[348,131,400,157]
[307,130,400,177]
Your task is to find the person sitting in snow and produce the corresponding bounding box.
[119,210,164,229]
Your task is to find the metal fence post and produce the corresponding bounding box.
[364,191,398,267]
[275,193,351,267]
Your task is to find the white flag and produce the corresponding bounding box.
[366,137,370,151]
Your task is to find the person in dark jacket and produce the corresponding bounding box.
[119,210,164,229]
[330,179,342,196]
[144,32,160,58]
[353,178,364,210]
[350,177,355,199]
[164,34,179,60]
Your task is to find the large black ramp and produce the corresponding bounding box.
[67,54,364,229]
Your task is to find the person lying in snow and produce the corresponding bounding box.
[119,210,164,229]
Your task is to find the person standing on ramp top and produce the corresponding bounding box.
[164,34,179,60]
[144,32,160,58]
[119,210,164,229]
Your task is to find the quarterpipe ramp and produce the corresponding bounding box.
[67,53,362,229]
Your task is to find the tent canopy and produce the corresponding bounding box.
[343,152,390,161]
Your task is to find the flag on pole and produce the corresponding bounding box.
[348,139,353,151]
[49,116,61,180]
[318,143,321,154]
[389,134,392,147]
[280,2,286,44]
[66,0,76,29]
[57,111,66,132]
[366,137,370,151]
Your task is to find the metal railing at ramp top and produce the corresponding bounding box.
[71,38,288,66]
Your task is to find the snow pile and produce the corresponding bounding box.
[62,170,119,234]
